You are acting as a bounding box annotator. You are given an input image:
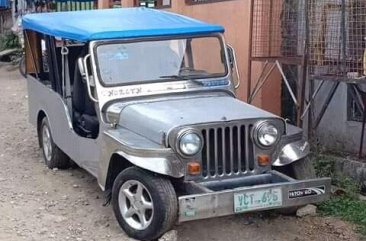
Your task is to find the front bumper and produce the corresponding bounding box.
[178,171,331,222]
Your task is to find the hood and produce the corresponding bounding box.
[118,95,278,145]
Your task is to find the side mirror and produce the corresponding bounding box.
[78,57,86,78]
[226,44,241,89]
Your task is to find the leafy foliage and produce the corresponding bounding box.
[0,32,20,50]
[314,157,335,178]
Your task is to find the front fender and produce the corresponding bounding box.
[98,128,184,190]
[115,151,185,178]
[272,139,310,166]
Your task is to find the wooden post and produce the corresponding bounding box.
[25,31,41,74]
[121,0,135,7]
[98,0,111,9]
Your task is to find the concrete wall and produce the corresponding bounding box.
[113,0,283,115]
[312,81,364,154]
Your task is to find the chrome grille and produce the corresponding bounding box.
[201,124,255,178]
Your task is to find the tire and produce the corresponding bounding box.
[39,117,70,169]
[288,157,316,180]
[278,157,316,215]
[112,167,178,241]
[19,55,26,78]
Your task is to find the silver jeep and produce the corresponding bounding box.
[23,7,330,241]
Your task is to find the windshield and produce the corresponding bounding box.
[95,36,228,86]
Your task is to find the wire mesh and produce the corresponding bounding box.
[251,0,305,62]
[250,0,306,124]
[308,0,366,80]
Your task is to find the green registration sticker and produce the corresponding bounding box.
[234,188,283,213]
[184,210,196,217]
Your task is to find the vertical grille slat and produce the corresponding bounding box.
[239,126,246,172]
[221,128,226,175]
[201,123,255,179]
[248,125,255,171]
[237,126,242,173]
[205,130,210,176]
[229,126,234,174]
[214,128,219,176]
[244,126,250,172]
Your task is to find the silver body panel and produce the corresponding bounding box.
[27,76,100,176]
[26,34,331,228]
[27,71,313,189]
[27,34,323,203]
[27,77,183,189]
[118,94,278,145]
[100,128,185,182]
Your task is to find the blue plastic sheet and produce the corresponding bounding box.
[22,7,224,42]
[0,0,10,8]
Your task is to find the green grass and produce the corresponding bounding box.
[313,155,338,178]
[318,196,366,236]
[314,156,366,236]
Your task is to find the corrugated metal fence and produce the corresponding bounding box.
[52,0,97,11]
[30,0,97,12]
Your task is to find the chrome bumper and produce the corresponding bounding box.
[178,171,331,223]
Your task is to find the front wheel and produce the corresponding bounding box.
[277,157,316,214]
[287,157,316,180]
[112,167,178,241]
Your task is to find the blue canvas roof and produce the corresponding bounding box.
[22,8,225,42]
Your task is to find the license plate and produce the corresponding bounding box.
[234,188,283,213]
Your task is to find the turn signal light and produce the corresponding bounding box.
[187,162,201,175]
[257,155,270,166]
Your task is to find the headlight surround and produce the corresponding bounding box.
[255,122,280,147]
[178,130,202,157]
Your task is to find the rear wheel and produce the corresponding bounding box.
[112,167,177,241]
[19,55,26,78]
[39,117,70,169]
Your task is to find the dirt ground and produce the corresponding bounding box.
[0,65,362,241]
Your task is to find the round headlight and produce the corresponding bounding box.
[179,132,202,156]
[256,123,279,147]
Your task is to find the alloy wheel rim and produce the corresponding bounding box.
[42,125,52,161]
[118,180,154,230]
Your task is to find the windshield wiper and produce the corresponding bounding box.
[159,75,189,80]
